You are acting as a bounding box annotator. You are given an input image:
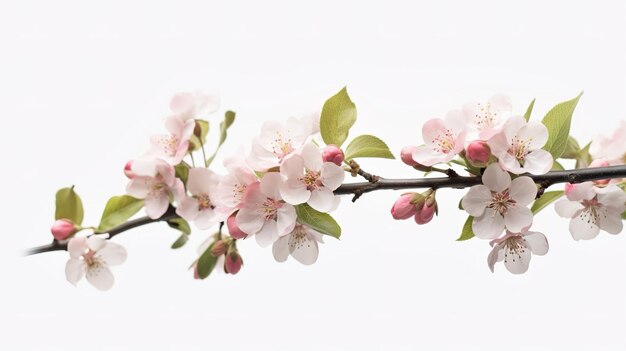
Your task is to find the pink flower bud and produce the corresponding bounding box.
[466,140,491,166]
[50,219,77,240]
[400,146,418,167]
[124,160,135,179]
[211,240,227,257]
[225,252,243,275]
[322,145,345,166]
[391,193,420,220]
[227,213,248,239]
[589,159,610,185]
[564,182,575,195]
[415,203,436,225]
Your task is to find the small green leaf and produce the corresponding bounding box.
[97,195,144,232]
[295,204,341,239]
[531,191,564,214]
[541,93,583,159]
[175,163,190,185]
[551,160,565,171]
[523,98,535,121]
[189,119,210,151]
[55,187,84,225]
[344,134,395,160]
[576,141,592,169]
[167,218,192,235]
[206,110,236,166]
[171,233,189,249]
[197,242,218,279]
[319,87,357,147]
[457,216,474,241]
[561,136,581,159]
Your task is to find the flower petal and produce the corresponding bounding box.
[260,173,283,200]
[565,182,595,201]
[421,118,447,149]
[86,265,115,291]
[523,231,549,256]
[482,164,511,192]
[300,143,323,171]
[276,204,297,236]
[596,185,626,212]
[255,220,279,247]
[503,239,531,274]
[126,178,151,199]
[472,208,505,239]
[504,206,533,233]
[97,242,127,266]
[68,237,87,259]
[176,196,200,222]
[308,188,336,212]
[289,233,319,265]
[321,163,345,190]
[279,178,310,205]
[462,185,491,216]
[521,149,553,175]
[236,208,265,236]
[187,168,216,195]
[598,207,623,234]
[144,193,170,219]
[487,244,503,273]
[194,209,217,230]
[509,176,537,206]
[280,154,304,179]
[554,199,584,218]
[569,212,600,240]
[502,116,526,142]
[65,259,85,285]
[516,122,549,150]
[272,235,290,262]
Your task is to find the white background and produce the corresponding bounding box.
[2,1,626,350]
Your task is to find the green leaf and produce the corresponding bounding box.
[541,92,583,159]
[561,136,581,159]
[175,163,190,184]
[189,119,210,151]
[622,211,626,220]
[523,98,535,121]
[206,110,236,166]
[171,233,189,249]
[551,160,565,171]
[97,195,144,232]
[197,242,218,279]
[344,134,395,160]
[319,87,357,147]
[531,191,564,214]
[167,218,191,235]
[576,141,592,169]
[55,186,84,225]
[295,204,341,239]
[456,216,474,241]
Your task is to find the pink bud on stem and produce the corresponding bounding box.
[322,145,345,166]
[465,140,491,167]
[50,219,77,240]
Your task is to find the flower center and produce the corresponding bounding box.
[473,102,498,130]
[272,131,294,160]
[196,192,213,211]
[580,197,603,227]
[488,189,516,215]
[507,136,532,162]
[300,169,323,191]
[148,180,167,198]
[261,197,282,221]
[158,135,180,156]
[289,224,311,250]
[431,129,455,154]
[503,236,527,264]
[232,183,247,204]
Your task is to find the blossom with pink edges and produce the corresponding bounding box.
[65,236,127,291]
[487,230,548,274]
[589,120,626,165]
[126,158,184,219]
[272,224,324,265]
[215,153,259,219]
[149,116,195,165]
[463,94,512,141]
[169,91,220,121]
[411,110,466,167]
[176,168,221,230]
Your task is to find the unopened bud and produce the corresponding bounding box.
[391,193,420,220]
[322,145,345,166]
[227,213,247,239]
[589,159,610,185]
[415,202,436,225]
[225,252,243,275]
[466,140,491,167]
[193,262,200,279]
[50,219,77,240]
[124,160,135,179]
[400,146,418,167]
[193,120,203,138]
[211,240,227,257]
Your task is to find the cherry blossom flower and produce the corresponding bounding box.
[487,230,548,274]
[555,182,626,240]
[149,117,195,165]
[589,120,626,165]
[176,168,220,230]
[126,158,184,219]
[462,164,537,239]
[235,173,297,247]
[489,116,553,175]
[215,153,259,219]
[272,224,324,265]
[169,91,220,121]
[279,143,345,212]
[65,236,127,291]
[411,111,466,167]
[247,116,315,171]
[463,94,512,140]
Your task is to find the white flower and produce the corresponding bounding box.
[235,173,297,247]
[555,182,626,240]
[462,164,537,239]
[169,91,220,121]
[489,116,553,175]
[411,111,466,166]
[589,120,626,165]
[149,116,195,165]
[487,230,548,274]
[463,94,512,141]
[247,116,315,171]
[176,168,221,229]
[65,236,127,291]
[215,153,259,218]
[126,158,184,219]
[272,224,324,265]
[279,143,345,212]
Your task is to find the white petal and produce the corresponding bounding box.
[521,149,553,175]
[509,176,537,206]
[279,178,310,205]
[176,196,200,222]
[488,132,510,157]
[126,178,151,199]
[461,185,491,216]
[260,173,283,199]
[554,199,584,218]
[67,237,87,259]
[86,265,115,291]
[97,242,127,266]
[236,208,265,236]
[443,109,466,132]
[598,207,623,234]
[504,206,533,233]
[487,244,503,273]
[194,209,217,230]
[289,234,319,265]
[565,182,595,201]
[144,193,170,219]
[482,164,511,192]
[308,188,336,212]
[164,116,184,135]
[300,143,323,171]
[412,146,447,166]
[488,94,512,115]
[86,236,107,252]
[569,212,600,240]
[187,168,216,195]
[321,163,345,190]
[272,235,290,262]
[523,231,549,256]
[65,259,85,285]
[503,239,531,274]
[596,185,626,212]
[255,220,279,247]
[516,122,549,150]
[421,118,448,149]
[498,153,523,174]
[276,205,297,236]
[472,208,505,239]
[502,116,526,142]
[280,154,304,179]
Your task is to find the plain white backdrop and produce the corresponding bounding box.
[2,1,626,350]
